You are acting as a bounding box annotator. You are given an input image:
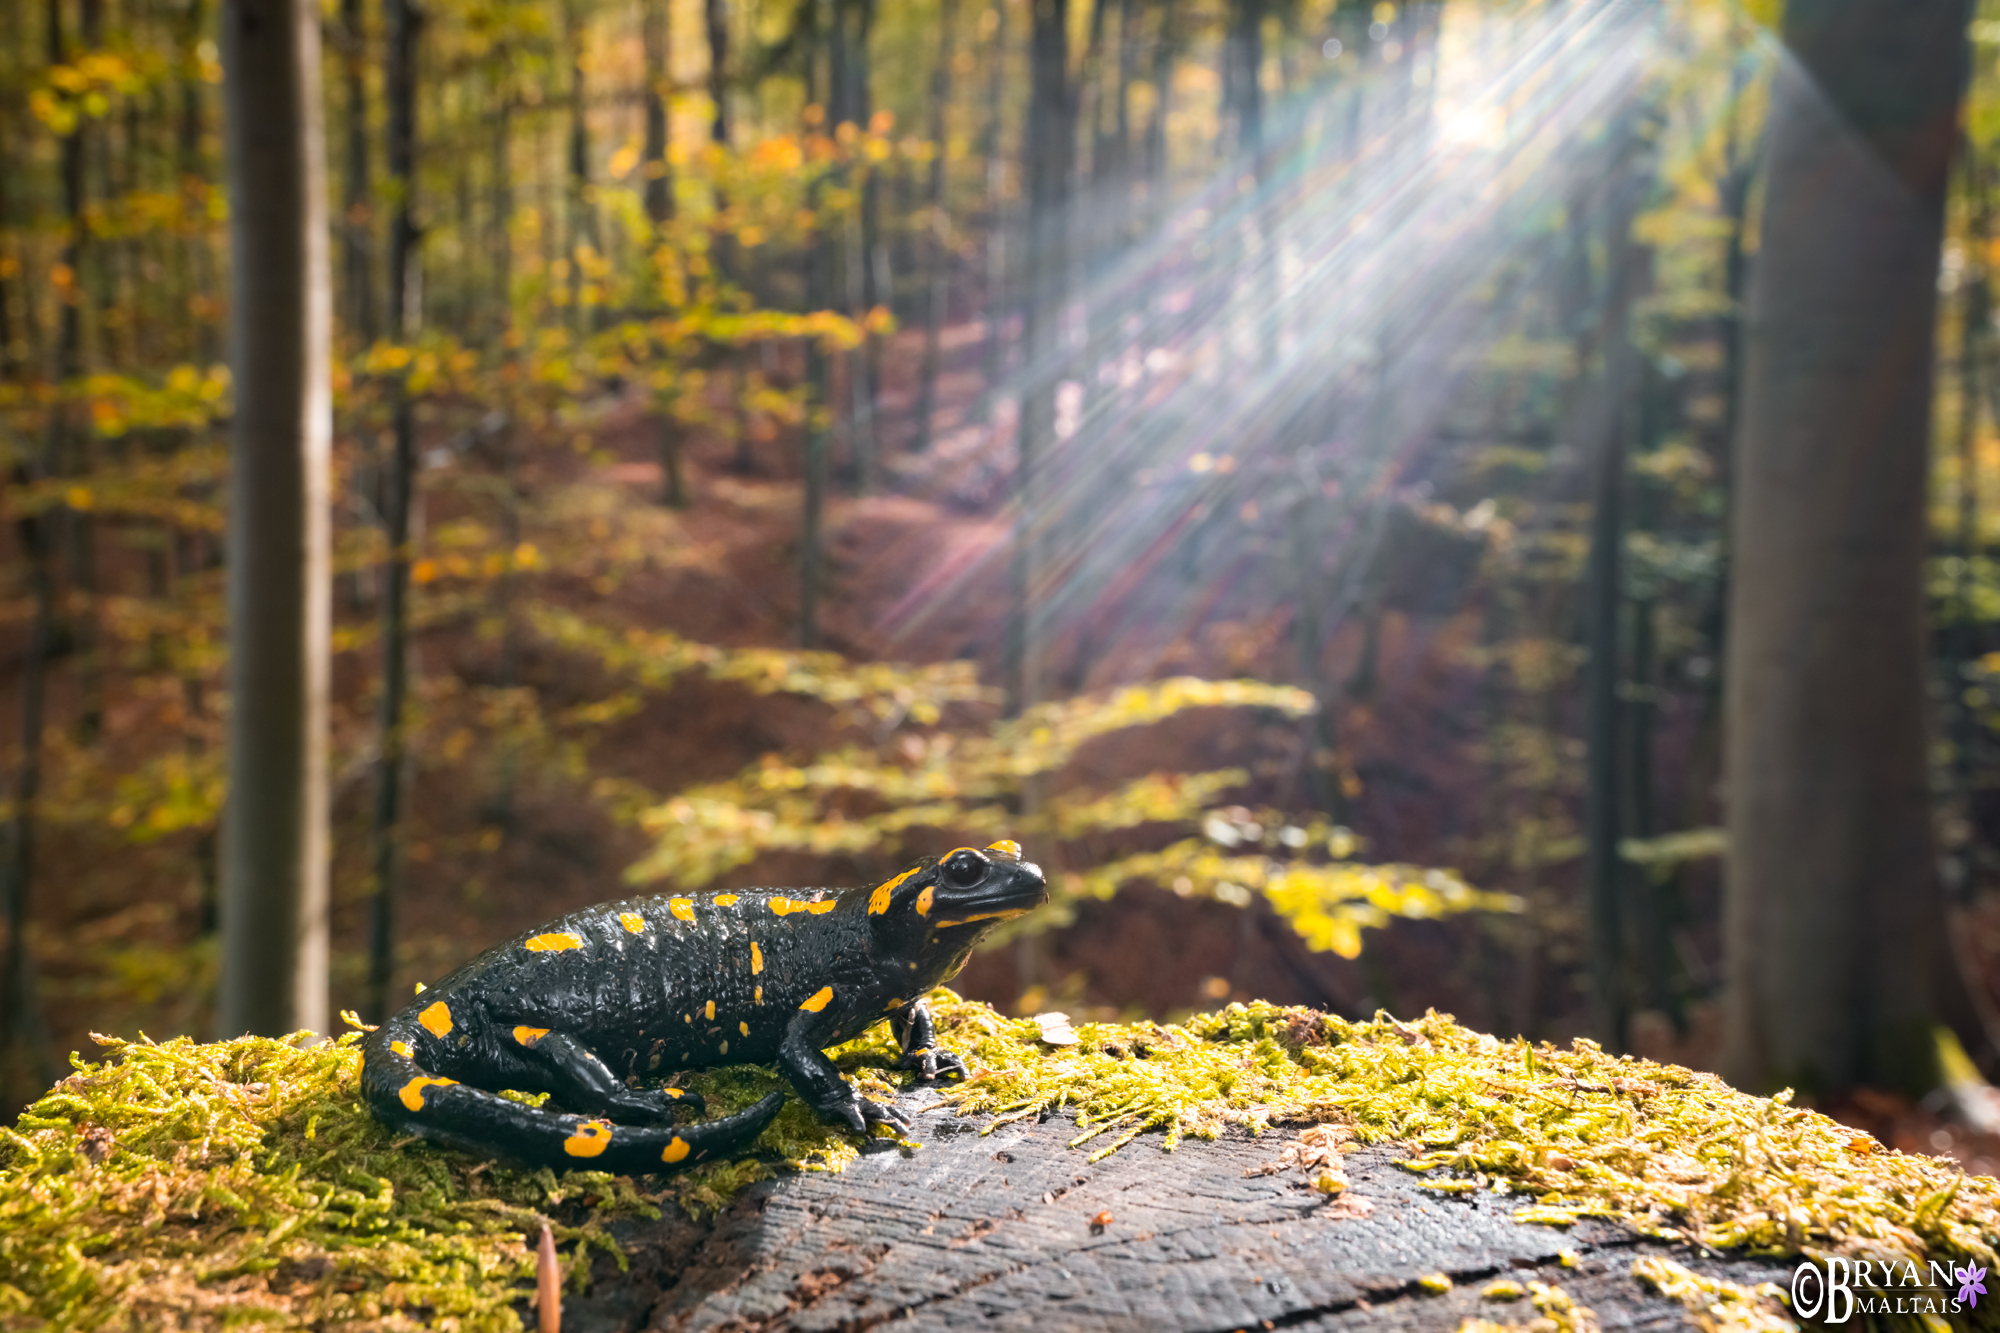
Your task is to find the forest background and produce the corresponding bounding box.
[2,0,1998,1163]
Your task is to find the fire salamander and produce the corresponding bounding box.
[361,841,1046,1174]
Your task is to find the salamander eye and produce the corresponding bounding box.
[941,849,988,888]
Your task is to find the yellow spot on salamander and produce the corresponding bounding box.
[751,942,764,974]
[740,1021,750,1037]
[883,998,905,1011]
[754,985,763,1003]
[669,898,696,922]
[869,867,920,915]
[935,908,1032,928]
[390,1040,413,1057]
[915,885,934,917]
[800,986,834,1013]
[986,839,1022,858]
[418,1001,453,1038]
[713,893,739,906]
[770,896,838,916]
[661,1136,690,1164]
[525,931,583,952]
[619,912,646,934]
[704,999,716,1020]
[398,1076,457,1111]
[513,1026,550,1046]
[563,1119,613,1158]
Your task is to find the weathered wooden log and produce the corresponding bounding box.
[555,1095,1795,1332]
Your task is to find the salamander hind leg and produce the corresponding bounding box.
[890,998,969,1083]
[512,1028,705,1124]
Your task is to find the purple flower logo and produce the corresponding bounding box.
[1957,1263,1987,1309]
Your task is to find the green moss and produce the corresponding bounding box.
[918,994,2000,1293]
[3,996,1996,1330]
[1631,1256,1796,1333]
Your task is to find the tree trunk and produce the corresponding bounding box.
[489,57,513,338]
[1579,131,1653,1052]
[368,0,421,1024]
[801,194,832,648]
[216,0,332,1039]
[1722,0,1984,1095]
[340,0,376,342]
[642,0,673,227]
[1947,152,1988,905]
[911,0,957,451]
[974,0,1007,426]
[565,0,594,322]
[1004,0,1071,719]
[705,0,728,147]
[2,473,60,1094]
[845,0,880,491]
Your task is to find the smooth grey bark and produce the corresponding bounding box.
[1722,0,1980,1095]
[217,0,332,1038]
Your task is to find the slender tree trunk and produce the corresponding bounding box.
[178,0,219,362]
[0,0,19,382]
[642,0,673,227]
[1626,365,1675,1027]
[801,195,832,646]
[705,0,728,146]
[1004,0,1071,718]
[975,0,1007,425]
[1723,0,1989,1094]
[848,0,880,488]
[52,0,106,746]
[2,479,60,1094]
[911,0,957,451]
[565,0,594,322]
[368,0,421,1024]
[489,57,512,336]
[341,0,376,342]
[1579,128,1651,1053]
[1948,153,1989,905]
[216,0,332,1038]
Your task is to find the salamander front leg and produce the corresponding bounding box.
[779,1014,912,1134]
[890,998,969,1083]
[513,1028,705,1124]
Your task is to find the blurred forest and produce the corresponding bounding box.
[2,0,1998,1150]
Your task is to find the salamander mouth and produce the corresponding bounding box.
[933,859,1048,929]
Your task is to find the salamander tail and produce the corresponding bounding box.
[360,1022,784,1174]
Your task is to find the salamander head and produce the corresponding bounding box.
[865,840,1048,964]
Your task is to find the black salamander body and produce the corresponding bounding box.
[360,841,1047,1174]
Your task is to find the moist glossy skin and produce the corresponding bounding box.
[359,841,1047,1174]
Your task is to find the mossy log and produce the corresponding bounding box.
[0,996,1990,1330]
